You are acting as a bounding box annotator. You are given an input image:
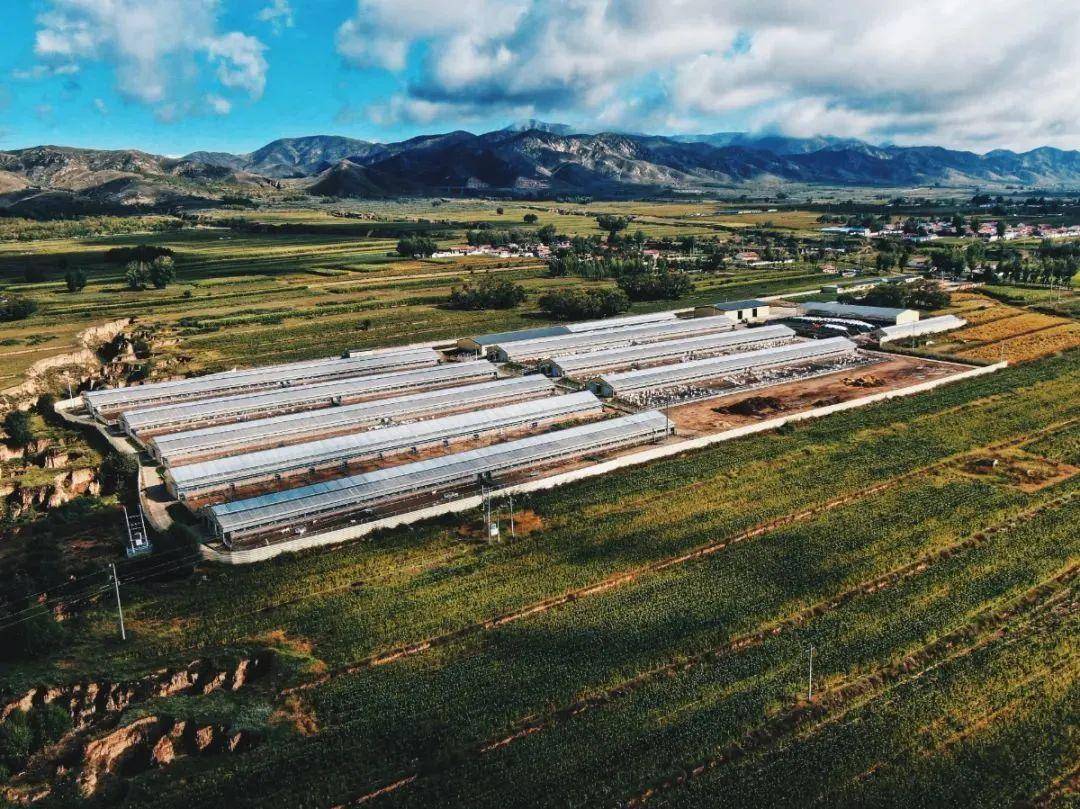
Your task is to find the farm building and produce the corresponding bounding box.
[206,410,672,542]
[166,391,604,500]
[820,275,921,295]
[876,315,967,344]
[456,311,678,355]
[693,299,771,323]
[149,376,556,465]
[588,337,858,398]
[120,361,498,438]
[83,348,440,423]
[544,325,796,378]
[492,315,736,364]
[799,301,920,325]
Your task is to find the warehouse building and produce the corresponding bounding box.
[693,299,771,323]
[457,311,677,355]
[83,348,440,423]
[876,314,967,344]
[150,376,556,465]
[543,324,796,378]
[206,410,672,543]
[798,301,920,325]
[166,391,604,500]
[120,362,498,438]
[588,337,858,398]
[492,315,736,363]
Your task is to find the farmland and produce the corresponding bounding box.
[0,200,1078,808]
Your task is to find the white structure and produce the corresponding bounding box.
[799,301,919,326]
[693,299,771,323]
[876,315,967,344]
[457,311,677,355]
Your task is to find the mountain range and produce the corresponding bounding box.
[3,124,1080,216]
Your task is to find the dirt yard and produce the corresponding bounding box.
[666,353,973,436]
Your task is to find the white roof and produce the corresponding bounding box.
[877,315,967,341]
[800,301,918,322]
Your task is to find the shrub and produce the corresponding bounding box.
[0,296,38,321]
[538,288,630,320]
[523,213,538,224]
[2,410,33,446]
[64,269,87,292]
[447,275,527,310]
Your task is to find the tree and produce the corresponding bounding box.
[496,207,504,215]
[100,451,139,493]
[64,269,87,293]
[3,410,33,446]
[396,237,438,258]
[903,279,951,310]
[536,224,558,245]
[523,213,538,224]
[951,213,965,235]
[617,270,695,301]
[996,220,1007,238]
[125,261,150,290]
[149,255,175,289]
[0,296,38,321]
[596,214,629,240]
[447,274,527,310]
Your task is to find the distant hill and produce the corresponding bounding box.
[4,126,1080,214]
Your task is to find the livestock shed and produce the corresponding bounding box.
[693,299,771,323]
[206,410,672,542]
[492,315,736,364]
[544,324,796,378]
[799,301,920,325]
[120,362,498,438]
[456,311,677,354]
[588,337,858,398]
[821,274,921,295]
[150,376,556,465]
[166,391,604,500]
[876,314,967,344]
[83,348,439,423]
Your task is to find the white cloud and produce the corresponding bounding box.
[30,0,268,120]
[206,94,232,115]
[336,0,1080,150]
[258,0,294,34]
[92,97,108,115]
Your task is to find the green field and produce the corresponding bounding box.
[1,202,1078,808]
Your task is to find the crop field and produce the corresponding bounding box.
[1,200,1078,808]
[2,350,1077,808]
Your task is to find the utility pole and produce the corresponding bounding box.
[807,645,814,701]
[508,492,516,539]
[110,563,126,641]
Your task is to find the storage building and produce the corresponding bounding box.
[83,348,439,423]
[206,410,672,542]
[588,337,857,398]
[876,315,967,344]
[544,324,796,378]
[149,376,556,465]
[798,301,920,325]
[166,391,604,500]
[120,362,497,438]
[693,299,771,323]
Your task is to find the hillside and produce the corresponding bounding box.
[4,127,1080,214]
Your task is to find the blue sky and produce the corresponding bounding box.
[3,1,1079,155]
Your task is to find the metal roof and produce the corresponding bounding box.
[498,315,736,362]
[799,301,918,322]
[460,311,677,348]
[592,337,857,394]
[84,348,439,415]
[150,376,556,464]
[169,391,603,496]
[120,362,497,435]
[877,315,967,342]
[549,325,795,375]
[208,410,670,537]
[703,299,771,311]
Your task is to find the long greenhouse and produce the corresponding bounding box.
[120,361,498,438]
[457,310,678,355]
[149,376,557,465]
[207,410,671,542]
[544,324,796,377]
[83,348,439,421]
[166,391,605,499]
[876,315,967,343]
[492,315,736,363]
[588,337,859,397]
